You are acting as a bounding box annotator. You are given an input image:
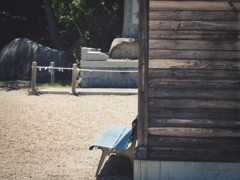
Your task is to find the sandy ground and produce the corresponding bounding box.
[0,87,138,179]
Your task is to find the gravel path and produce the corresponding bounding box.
[0,89,137,179]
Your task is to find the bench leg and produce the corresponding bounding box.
[114,135,137,168]
[115,146,134,168]
[95,148,110,177]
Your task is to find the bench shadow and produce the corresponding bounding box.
[97,154,133,180]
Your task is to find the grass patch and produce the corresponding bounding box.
[37,80,72,89]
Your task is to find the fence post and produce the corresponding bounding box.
[28,61,38,95]
[50,62,55,85]
[70,63,77,95]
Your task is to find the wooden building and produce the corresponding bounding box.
[135,0,240,179]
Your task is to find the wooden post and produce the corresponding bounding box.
[50,62,55,85]
[28,61,38,95]
[70,63,77,95]
[137,0,149,159]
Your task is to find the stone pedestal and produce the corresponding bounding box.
[81,59,138,88]
[109,0,139,60]
[122,0,139,39]
[80,48,138,88]
[109,38,138,59]
[81,47,108,61]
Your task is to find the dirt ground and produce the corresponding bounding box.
[0,86,138,179]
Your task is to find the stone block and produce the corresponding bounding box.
[80,49,138,88]
[81,69,138,79]
[0,38,75,82]
[109,38,139,59]
[81,78,138,88]
[81,60,138,68]
[122,0,139,38]
[81,47,108,61]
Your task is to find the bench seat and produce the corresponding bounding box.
[89,116,137,176]
[89,125,132,151]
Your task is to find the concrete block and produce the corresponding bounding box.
[81,60,138,68]
[87,52,108,61]
[81,70,138,79]
[81,47,108,61]
[134,160,240,180]
[81,78,138,88]
[80,48,138,88]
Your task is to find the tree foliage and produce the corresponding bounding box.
[43,0,65,51]
[52,0,124,59]
[0,0,52,50]
[0,0,124,63]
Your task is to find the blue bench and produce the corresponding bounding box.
[89,116,138,176]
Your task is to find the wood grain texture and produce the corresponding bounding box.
[149,1,240,11]
[148,59,240,69]
[148,88,240,99]
[149,69,240,79]
[144,0,240,162]
[149,79,240,89]
[149,108,240,119]
[148,127,240,137]
[148,118,240,128]
[148,136,240,148]
[149,50,240,60]
[148,98,240,109]
[149,11,240,21]
[149,30,240,40]
[149,21,240,30]
[149,40,240,50]
[148,147,240,162]
[138,0,149,149]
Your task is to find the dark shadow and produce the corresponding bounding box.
[0,80,30,91]
[97,154,133,180]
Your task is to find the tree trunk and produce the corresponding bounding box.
[62,0,88,47]
[43,0,65,51]
[74,21,88,47]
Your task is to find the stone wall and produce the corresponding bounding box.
[80,47,138,88]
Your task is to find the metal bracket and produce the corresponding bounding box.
[136,146,147,159]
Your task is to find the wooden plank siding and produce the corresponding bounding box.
[147,0,240,162]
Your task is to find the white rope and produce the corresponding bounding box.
[36,66,138,73]
[37,66,73,70]
[78,68,138,73]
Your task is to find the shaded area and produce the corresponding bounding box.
[0,0,52,51]
[97,154,133,180]
[0,38,75,82]
[0,80,30,91]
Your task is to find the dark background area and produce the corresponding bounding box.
[0,0,124,61]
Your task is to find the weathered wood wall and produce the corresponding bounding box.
[147,0,240,161]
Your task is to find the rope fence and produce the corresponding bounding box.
[36,66,138,73]
[29,61,138,95]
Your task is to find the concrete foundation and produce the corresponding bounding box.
[81,47,138,88]
[81,47,108,61]
[81,60,138,88]
[134,160,240,180]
